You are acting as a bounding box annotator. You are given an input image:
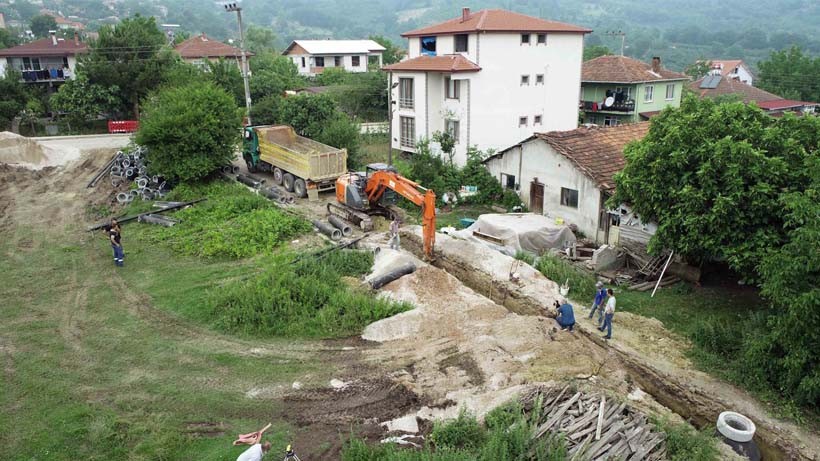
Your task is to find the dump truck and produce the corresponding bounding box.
[242,125,347,199]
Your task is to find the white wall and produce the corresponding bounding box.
[0,58,7,76]
[290,53,372,76]
[389,71,428,153]
[486,139,602,237]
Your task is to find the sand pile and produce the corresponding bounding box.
[0,132,81,169]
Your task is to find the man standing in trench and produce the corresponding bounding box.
[389,216,401,250]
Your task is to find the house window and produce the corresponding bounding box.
[521,34,530,45]
[519,116,528,127]
[615,86,632,99]
[446,119,460,142]
[520,75,530,86]
[535,74,544,85]
[534,115,542,125]
[399,78,414,109]
[314,56,325,67]
[560,187,579,208]
[454,34,468,52]
[22,57,41,71]
[421,36,437,56]
[445,77,460,99]
[301,56,306,67]
[604,116,618,127]
[334,56,342,67]
[644,85,654,102]
[62,57,69,67]
[400,116,416,148]
[501,173,516,190]
[665,83,675,100]
[352,56,361,67]
[537,34,547,44]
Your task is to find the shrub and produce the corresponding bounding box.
[514,250,536,266]
[136,81,241,182]
[431,410,486,451]
[654,418,719,461]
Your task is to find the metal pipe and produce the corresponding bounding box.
[138,213,178,227]
[236,174,262,189]
[327,215,353,237]
[369,263,417,289]
[312,220,342,241]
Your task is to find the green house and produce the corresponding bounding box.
[580,56,689,125]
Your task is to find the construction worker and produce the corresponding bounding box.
[108,219,124,267]
[588,281,607,324]
[555,298,576,332]
[236,440,271,461]
[599,288,616,339]
[389,216,401,250]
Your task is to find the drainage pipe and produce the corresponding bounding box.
[138,213,179,227]
[312,220,342,241]
[369,263,417,289]
[328,215,353,237]
[236,174,263,189]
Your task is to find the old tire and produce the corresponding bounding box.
[293,178,307,198]
[273,167,284,185]
[283,173,295,192]
[717,412,756,443]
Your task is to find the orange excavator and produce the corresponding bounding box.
[328,163,436,259]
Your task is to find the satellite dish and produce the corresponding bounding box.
[604,96,615,107]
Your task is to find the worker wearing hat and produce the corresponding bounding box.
[588,281,607,326]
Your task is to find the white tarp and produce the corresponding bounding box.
[453,213,576,256]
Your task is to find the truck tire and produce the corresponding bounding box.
[293,178,307,198]
[283,173,295,192]
[246,160,256,173]
[273,168,284,185]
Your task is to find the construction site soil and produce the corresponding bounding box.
[2,138,817,460]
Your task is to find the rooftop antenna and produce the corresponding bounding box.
[604,30,626,56]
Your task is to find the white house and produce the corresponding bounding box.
[707,59,754,86]
[483,123,650,244]
[282,40,386,76]
[383,8,590,166]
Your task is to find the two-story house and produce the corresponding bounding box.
[707,59,754,85]
[282,40,385,76]
[383,8,590,166]
[0,32,87,86]
[174,33,253,70]
[580,55,688,126]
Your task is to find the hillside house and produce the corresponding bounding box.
[282,40,386,76]
[483,123,650,245]
[174,34,252,69]
[690,76,818,116]
[0,32,87,86]
[706,59,753,85]
[384,8,590,166]
[580,56,688,126]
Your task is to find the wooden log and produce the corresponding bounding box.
[595,396,606,440]
[564,408,598,434]
[569,433,594,460]
[586,421,624,459]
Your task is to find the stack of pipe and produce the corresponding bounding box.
[235,173,266,189]
[260,187,295,205]
[110,146,169,203]
[312,220,342,241]
[328,215,353,237]
[220,164,241,175]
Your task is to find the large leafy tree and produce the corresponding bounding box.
[0,29,20,49]
[29,15,57,38]
[80,15,176,118]
[248,52,303,101]
[757,46,820,102]
[583,45,612,61]
[0,71,29,130]
[684,59,711,80]
[206,58,244,106]
[50,74,120,130]
[612,95,818,278]
[245,25,277,54]
[136,82,241,182]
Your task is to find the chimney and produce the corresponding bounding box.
[462,7,470,22]
[651,56,661,73]
[74,31,79,46]
[50,30,57,46]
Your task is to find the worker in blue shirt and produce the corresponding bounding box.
[555,298,576,332]
[588,281,607,325]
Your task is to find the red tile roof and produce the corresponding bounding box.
[537,123,650,191]
[709,59,747,77]
[0,37,88,57]
[755,99,817,110]
[383,54,481,73]
[688,77,781,104]
[174,34,252,59]
[402,9,590,37]
[582,55,688,83]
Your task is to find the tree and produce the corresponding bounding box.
[757,46,820,103]
[611,95,818,279]
[206,58,244,106]
[19,99,44,135]
[432,130,456,167]
[583,45,612,61]
[369,35,403,64]
[136,82,241,182]
[0,71,28,130]
[684,60,711,80]
[29,15,57,38]
[276,93,338,137]
[50,74,120,130]
[245,25,277,53]
[332,71,387,122]
[0,29,21,49]
[249,52,303,101]
[80,15,176,118]
[317,116,361,167]
[315,67,349,86]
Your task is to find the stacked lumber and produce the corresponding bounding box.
[521,386,667,460]
[628,276,680,292]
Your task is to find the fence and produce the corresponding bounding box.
[108,120,139,134]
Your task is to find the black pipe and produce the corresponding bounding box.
[87,198,207,231]
[369,263,417,289]
[236,174,262,189]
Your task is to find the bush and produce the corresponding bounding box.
[318,115,362,167]
[136,82,241,182]
[431,410,486,451]
[654,418,719,461]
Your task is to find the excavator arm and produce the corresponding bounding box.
[364,171,436,259]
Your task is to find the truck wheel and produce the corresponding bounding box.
[273,168,284,185]
[283,173,295,192]
[245,160,256,173]
[293,178,307,198]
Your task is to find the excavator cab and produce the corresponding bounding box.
[366,163,398,208]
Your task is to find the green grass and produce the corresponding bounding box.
[654,417,720,461]
[434,205,495,230]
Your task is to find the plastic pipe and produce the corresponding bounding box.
[369,263,417,289]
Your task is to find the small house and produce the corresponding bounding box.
[174,33,252,70]
[282,39,386,76]
[0,32,87,86]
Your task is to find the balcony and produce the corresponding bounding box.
[19,69,70,83]
[398,97,415,110]
[581,99,635,114]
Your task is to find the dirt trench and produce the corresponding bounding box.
[400,227,818,461]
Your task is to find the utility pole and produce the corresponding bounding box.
[604,30,626,56]
[387,72,393,166]
[223,2,252,125]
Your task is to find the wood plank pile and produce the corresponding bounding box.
[628,276,680,292]
[521,386,667,460]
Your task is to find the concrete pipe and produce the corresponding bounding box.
[328,215,353,237]
[138,167,147,176]
[125,168,136,179]
[236,174,262,189]
[116,192,130,203]
[129,189,140,198]
[312,220,342,241]
[111,178,123,187]
[122,158,131,168]
[136,178,149,189]
[231,165,240,174]
[369,263,417,289]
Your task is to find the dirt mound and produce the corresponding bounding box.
[0,132,81,169]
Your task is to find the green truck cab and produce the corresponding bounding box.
[242,125,347,199]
